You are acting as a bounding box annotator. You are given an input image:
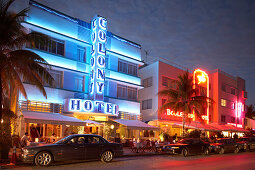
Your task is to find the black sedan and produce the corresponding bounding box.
[21,134,123,166]
[162,138,210,157]
[210,138,240,154]
[236,137,255,152]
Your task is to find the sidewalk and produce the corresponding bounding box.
[0,147,166,168]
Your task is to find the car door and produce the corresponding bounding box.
[84,136,105,160]
[226,139,235,152]
[61,136,86,160]
[190,139,203,154]
[250,137,255,149]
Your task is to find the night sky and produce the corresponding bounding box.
[11,0,255,105]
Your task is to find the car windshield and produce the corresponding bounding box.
[177,139,192,144]
[55,136,70,144]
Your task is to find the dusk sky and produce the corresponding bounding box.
[12,0,255,105]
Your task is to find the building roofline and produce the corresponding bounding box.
[29,0,141,49]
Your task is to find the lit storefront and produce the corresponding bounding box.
[139,59,248,138]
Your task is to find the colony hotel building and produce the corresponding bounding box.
[17,0,158,140]
[139,57,248,137]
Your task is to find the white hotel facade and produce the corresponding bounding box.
[17,0,158,141]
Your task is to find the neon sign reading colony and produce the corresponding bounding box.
[89,16,107,101]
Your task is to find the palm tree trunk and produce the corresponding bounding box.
[182,113,185,138]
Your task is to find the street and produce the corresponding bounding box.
[2,152,255,170]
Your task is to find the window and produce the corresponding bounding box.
[118,59,138,76]
[87,136,105,144]
[221,99,226,107]
[117,84,137,101]
[77,46,86,62]
[47,69,63,88]
[231,117,235,123]
[30,32,65,56]
[221,115,226,122]
[143,77,152,88]
[142,99,152,110]
[105,55,109,69]
[221,84,226,92]
[230,88,236,95]
[162,76,176,89]
[75,76,84,91]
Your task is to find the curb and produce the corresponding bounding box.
[120,152,167,158]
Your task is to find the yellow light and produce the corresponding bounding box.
[197,72,207,84]
[110,125,114,129]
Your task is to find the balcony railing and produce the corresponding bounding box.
[18,100,63,114]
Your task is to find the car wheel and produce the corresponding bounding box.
[35,151,53,166]
[101,150,113,163]
[219,147,224,154]
[234,147,239,153]
[181,148,188,157]
[203,148,209,155]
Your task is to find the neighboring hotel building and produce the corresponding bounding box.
[17,0,158,140]
[139,57,247,137]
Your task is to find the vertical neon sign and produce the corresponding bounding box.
[193,69,209,124]
[89,16,107,101]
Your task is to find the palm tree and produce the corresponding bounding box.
[0,0,53,135]
[158,71,212,137]
[246,104,255,119]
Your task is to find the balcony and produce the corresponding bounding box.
[18,100,63,114]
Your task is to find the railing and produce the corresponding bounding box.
[18,100,63,114]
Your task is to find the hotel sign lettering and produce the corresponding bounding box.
[89,15,107,101]
[65,99,118,116]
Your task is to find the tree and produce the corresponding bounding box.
[158,71,212,137]
[0,0,54,151]
[245,104,255,119]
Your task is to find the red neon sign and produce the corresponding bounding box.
[166,109,208,120]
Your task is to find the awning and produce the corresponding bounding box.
[112,119,160,130]
[83,120,102,125]
[22,111,86,126]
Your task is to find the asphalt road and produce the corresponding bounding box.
[2,152,255,170]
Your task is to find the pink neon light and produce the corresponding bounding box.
[166,109,208,120]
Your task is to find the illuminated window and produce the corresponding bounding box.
[77,46,86,63]
[221,99,226,107]
[162,76,176,89]
[232,103,235,109]
[30,32,65,56]
[142,99,152,110]
[143,77,152,88]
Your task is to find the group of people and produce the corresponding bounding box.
[20,131,57,148]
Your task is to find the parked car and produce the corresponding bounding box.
[236,137,255,152]
[21,134,123,166]
[210,138,240,154]
[162,138,210,157]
